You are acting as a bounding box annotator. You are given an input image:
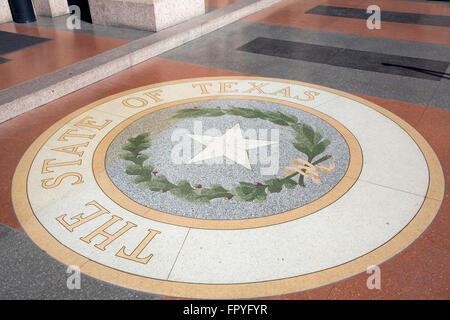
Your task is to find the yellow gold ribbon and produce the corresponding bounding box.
[284,158,335,185]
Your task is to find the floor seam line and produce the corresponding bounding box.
[325,47,346,64]
[358,178,427,198]
[326,285,334,300]
[414,104,429,129]
[308,95,341,110]
[79,259,90,268]
[166,228,191,281]
[95,109,130,120]
[423,78,442,108]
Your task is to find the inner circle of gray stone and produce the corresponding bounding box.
[105,99,350,220]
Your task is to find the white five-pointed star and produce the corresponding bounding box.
[187,123,278,169]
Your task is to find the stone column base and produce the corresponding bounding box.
[32,0,69,17]
[88,0,205,32]
[0,0,12,23]
[153,0,205,31]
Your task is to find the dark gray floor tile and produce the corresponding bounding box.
[238,37,343,64]
[0,30,51,55]
[306,5,450,27]
[238,37,449,81]
[194,20,450,61]
[160,20,446,108]
[307,5,372,19]
[247,21,450,61]
[0,223,162,300]
[328,49,449,81]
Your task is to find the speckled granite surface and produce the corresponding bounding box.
[0,0,12,23]
[88,0,205,32]
[106,99,350,220]
[32,0,69,17]
[153,0,205,31]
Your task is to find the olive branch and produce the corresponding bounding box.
[120,106,332,204]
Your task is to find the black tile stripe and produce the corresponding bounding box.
[0,30,51,56]
[237,37,450,81]
[306,5,450,28]
[0,57,10,64]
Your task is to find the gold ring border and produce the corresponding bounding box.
[11,76,445,299]
[93,95,362,230]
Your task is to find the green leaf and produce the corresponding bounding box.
[132,165,154,183]
[125,164,144,175]
[231,182,267,202]
[122,142,151,154]
[168,181,233,204]
[134,175,150,183]
[268,118,289,126]
[272,111,298,124]
[291,124,314,155]
[137,181,150,190]
[121,153,149,166]
[146,175,175,192]
[265,177,298,193]
[199,184,232,200]
[284,178,297,189]
[172,108,226,119]
[314,127,324,144]
[170,180,199,202]
[121,153,138,163]
[122,133,151,154]
[255,189,267,202]
[226,108,297,127]
[283,113,299,124]
[311,138,331,159]
[293,142,312,158]
[265,178,283,193]
[227,107,259,118]
[290,123,332,162]
[302,124,315,143]
[312,155,330,166]
[128,133,149,144]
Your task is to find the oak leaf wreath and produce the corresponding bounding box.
[121,106,334,204]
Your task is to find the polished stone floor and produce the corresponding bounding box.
[0,0,237,90]
[0,0,448,300]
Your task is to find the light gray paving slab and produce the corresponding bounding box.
[172,20,450,62]
[427,64,450,110]
[0,223,162,299]
[160,20,449,108]
[0,0,282,123]
[20,15,152,41]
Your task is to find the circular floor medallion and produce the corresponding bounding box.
[12,77,444,299]
[96,96,360,229]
